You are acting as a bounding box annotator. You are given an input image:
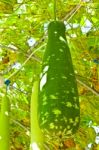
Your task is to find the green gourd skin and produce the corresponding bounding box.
[38,21,80,140]
[0,95,10,150]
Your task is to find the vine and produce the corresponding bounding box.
[54,0,56,21]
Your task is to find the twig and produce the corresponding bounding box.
[7,43,46,80]
[26,53,42,63]
[62,1,82,22]
[76,78,99,96]
[11,85,29,95]
[0,43,42,64]
[0,44,17,51]
[11,119,30,135]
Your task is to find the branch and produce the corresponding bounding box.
[11,119,30,135]
[0,43,42,64]
[0,44,17,51]
[76,78,99,96]
[62,1,83,22]
[7,43,46,80]
[26,53,42,63]
[11,85,29,95]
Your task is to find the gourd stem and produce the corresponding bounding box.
[54,0,56,21]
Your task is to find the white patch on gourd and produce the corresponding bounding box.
[69,118,74,123]
[59,49,63,52]
[63,117,68,123]
[5,111,9,116]
[43,101,47,106]
[0,136,2,140]
[56,58,60,61]
[50,77,55,80]
[59,36,66,43]
[40,73,47,91]
[42,95,47,101]
[62,76,67,79]
[74,104,79,109]
[72,88,75,93]
[44,112,49,117]
[66,91,69,94]
[50,95,57,99]
[43,65,49,73]
[66,102,72,107]
[70,73,73,76]
[41,119,47,125]
[31,142,40,150]
[54,31,57,34]
[49,123,55,129]
[53,109,62,115]
[52,54,55,57]
[74,97,77,102]
[73,117,79,126]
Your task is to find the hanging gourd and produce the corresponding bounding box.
[0,80,10,150]
[30,76,44,150]
[38,21,80,141]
